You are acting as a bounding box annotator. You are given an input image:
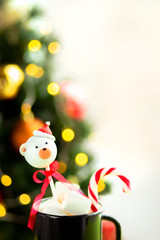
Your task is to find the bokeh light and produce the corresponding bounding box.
[62,128,75,142]
[34,67,44,78]
[48,41,61,54]
[21,103,31,115]
[1,175,12,187]
[58,162,67,174]
[75,153,88,166]
[28,40,41,52]
[25,64,44,78]
[0,204,6,217]
[47,82,60,95]
[4,64,24,84]
[25,64,38,76]
[19,194,31,205]
[98,179,105,192]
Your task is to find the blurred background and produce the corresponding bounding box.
[0,0,160,239]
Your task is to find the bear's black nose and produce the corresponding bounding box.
[43,148,47,151]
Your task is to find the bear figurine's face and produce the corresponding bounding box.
[19,136,57,168]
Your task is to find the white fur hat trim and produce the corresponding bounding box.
[33,130,56,141]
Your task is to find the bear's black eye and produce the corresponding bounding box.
[35,146,38,148]
[45,142,48,144]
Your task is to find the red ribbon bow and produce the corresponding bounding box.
[28,161,85,230]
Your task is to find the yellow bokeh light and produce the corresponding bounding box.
[48,41,61,54]
[22,111,34,122]
[34,67,44,78]
[58,162,67,174]
[25,64,38,76]
[47,82,60,96]
[25,64,44,78]
[21,103,31,115]
[1,175,12,187]
[75,153,88,166]
[0,203,6,217]
[98,179,105,192]
[19,194,31,205]
[28,40,41,52]
[4,65,24,85]
[0,64,24,100]
[62,128,75,142]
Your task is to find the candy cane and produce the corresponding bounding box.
[88,167,131,212]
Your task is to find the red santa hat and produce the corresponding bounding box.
[33,121,56,141]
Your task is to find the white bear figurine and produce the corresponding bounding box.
[19,121,57,168]
[19,122,92,216]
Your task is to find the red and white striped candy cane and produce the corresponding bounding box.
[88,167,131,212]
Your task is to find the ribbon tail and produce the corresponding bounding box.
[27,178,50,230]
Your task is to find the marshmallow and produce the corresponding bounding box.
[38,183,91,216]
[55,181,80,203]
[38,198,55,212]
[62,191,91,215]
[40,201,69,216]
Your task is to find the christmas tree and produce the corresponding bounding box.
[0,1,95,239]
[0,1,111,239]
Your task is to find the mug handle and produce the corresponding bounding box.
[101,214,121,240]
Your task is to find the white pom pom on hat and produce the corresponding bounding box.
[33,121,56,141]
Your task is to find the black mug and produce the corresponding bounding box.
[34,198,121,240]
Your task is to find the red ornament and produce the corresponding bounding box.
[102,220,116,240]
[60,81,88,121]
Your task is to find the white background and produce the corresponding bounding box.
[45,1,160,239]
